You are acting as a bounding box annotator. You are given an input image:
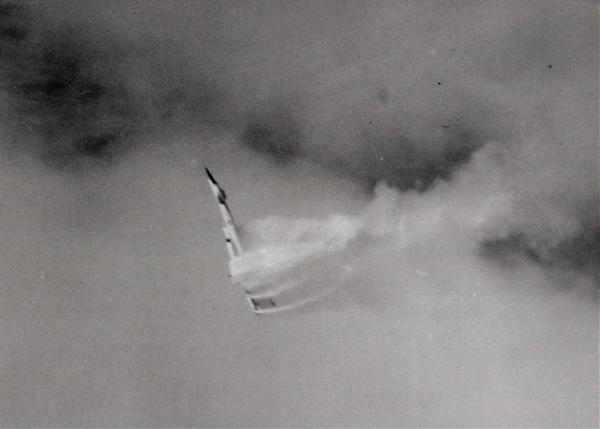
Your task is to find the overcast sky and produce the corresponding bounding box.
[0,1,598,427]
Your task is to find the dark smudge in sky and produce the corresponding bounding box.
[0,0,218,168]
[240,103,303,164]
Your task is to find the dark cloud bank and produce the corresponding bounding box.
[0,0,596,277]
[0,0,219,167]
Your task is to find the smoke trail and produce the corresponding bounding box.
[232,134,597,309]
[230,214,361,304]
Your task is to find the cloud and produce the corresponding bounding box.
[222,0,598,274]
[0,0,219,168]
[1,0,595,275]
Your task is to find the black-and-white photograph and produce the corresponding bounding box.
[0,1,598,427]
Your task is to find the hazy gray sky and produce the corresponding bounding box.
[0,1,597,427]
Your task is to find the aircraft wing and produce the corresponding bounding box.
[205,167,330,315]
[205,167,243,261]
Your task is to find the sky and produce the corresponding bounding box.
[0,0,598,427]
